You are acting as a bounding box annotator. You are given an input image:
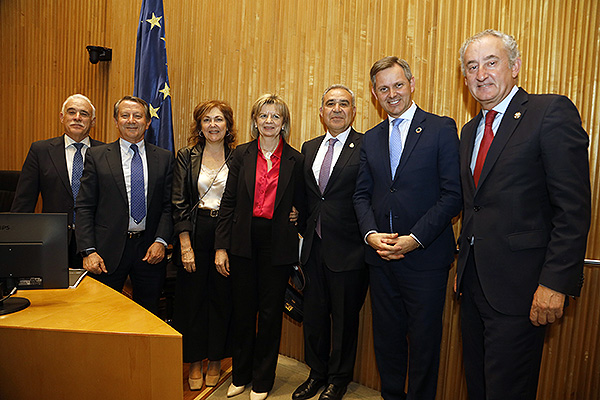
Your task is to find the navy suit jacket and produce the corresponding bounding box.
[11,134,104,228]
[300,128,366,272]
[75,140,174,273]
[456,88,591,315]
[353,106,462,270]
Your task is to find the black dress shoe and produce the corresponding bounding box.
[318,384,347,400]
[292,377,327,400]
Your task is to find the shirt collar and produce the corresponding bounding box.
[387,101,417,124]
[64,134,91,149]
[120,137,146,153]
[487,85,519,116]
[324,126,352,146]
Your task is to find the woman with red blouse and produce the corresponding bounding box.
[215,94,305,400]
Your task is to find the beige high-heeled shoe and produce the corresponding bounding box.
[205,360,221,387]
[250,390,268,400]
[188,361,204,390]
[227,383,246,397]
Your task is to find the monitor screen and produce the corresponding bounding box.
[0,213,69,290]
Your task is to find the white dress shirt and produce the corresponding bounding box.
[470,85,519,172]
[64,134,91,182]
[119,138,149,232]
[311,126,352,184]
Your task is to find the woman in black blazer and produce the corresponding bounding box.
[172,100,236,391]
[215,94,305,400]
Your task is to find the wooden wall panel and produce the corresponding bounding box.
[0,0,112,170]
[1,0,599,398]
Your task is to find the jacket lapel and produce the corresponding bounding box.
[275,142,294,211]
[375,121,394,184]
[304,137,321,195]
[190,144,203,200]
[243,141,259,200]
[476,88,528,191]
[48,136,73,195]
[146,141,158,204]
[326,128,359,193]
[463,113,483,194]
[106,140,128,205]
[395,108,426,179]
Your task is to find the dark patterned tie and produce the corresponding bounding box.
[316,138,337,237]
[130,143,146,224]
[473,110,498,187]
[71,143,84,223]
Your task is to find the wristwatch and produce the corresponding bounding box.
[80,249,97,257]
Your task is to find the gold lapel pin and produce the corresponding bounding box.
[416,127,422,134]
[349,142,355,148]
[514,112,522,119]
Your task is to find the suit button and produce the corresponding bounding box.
[390,188,396,193]
[321,197,325,201]
[473,206,481,212]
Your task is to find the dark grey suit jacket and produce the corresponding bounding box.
[456,88,591,315]
[300,128,365,272]
[11,135,103,228]
[75,139,174,273]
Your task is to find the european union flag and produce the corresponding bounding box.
[133,0,174,152]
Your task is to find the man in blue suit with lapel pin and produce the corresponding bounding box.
[456,30,591,400]
[353,57,461,400]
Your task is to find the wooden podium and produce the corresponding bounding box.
[0,276,182,400]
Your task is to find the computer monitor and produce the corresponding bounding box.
[0,213,69,315]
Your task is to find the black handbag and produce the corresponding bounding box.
[284,263,305,322]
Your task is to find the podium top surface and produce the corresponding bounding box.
[0,276,181,337]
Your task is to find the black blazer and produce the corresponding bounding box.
[214,139,305,266]
[300,128,365,272]
[11,135,104,228]
[456,88,591,315]
[353,107,462,269]
[75,140,174,272]
[172,142,232,239]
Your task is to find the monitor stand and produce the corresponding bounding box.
[0,297,30,315]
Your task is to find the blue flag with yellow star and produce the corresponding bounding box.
[133,0,174,152]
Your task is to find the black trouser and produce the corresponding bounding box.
[303,235,368,386]
[229,217,291,393]
[173,213,233,362]
[92,235,166,315]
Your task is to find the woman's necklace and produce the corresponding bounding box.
[262,144,277,160]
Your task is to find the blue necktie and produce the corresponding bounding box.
[389,118,403,177]
[130,144,146,224]
[71,143,84,223]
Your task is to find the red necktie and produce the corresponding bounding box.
[473,110,498,187]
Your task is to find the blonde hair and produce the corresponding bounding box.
[249,94,291,141]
